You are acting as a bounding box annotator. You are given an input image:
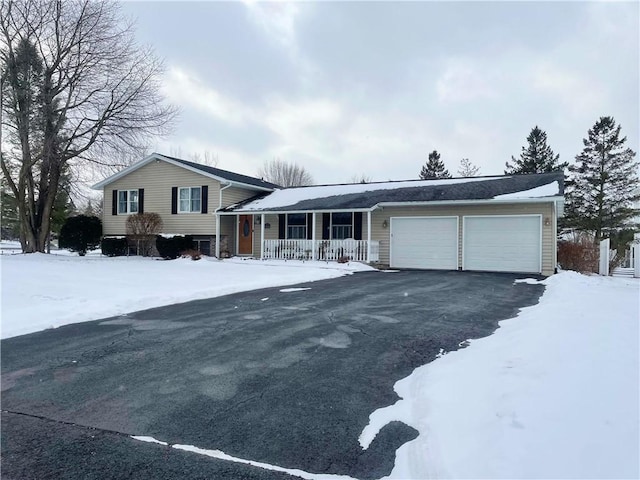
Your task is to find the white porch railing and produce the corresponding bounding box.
[262,239,380,263]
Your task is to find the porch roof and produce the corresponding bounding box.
[221,172,564,213]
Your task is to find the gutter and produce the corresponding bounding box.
[375,196,565,208]
[221,196,565,215]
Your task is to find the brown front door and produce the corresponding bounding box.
[238,215,253,254]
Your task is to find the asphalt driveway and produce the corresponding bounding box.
[1,270,545,479]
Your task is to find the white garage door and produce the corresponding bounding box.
[391,217,458,270]
[463,215,541,273]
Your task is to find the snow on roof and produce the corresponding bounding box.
[228,173,564,212]
[239,177,492,211]
[493,181,560,200]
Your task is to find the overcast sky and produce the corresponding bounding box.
[122,1,639,184]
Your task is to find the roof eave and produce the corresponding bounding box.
[91,153,276,192]
[375,196,565,208]
[218,207,375,215]
[221,195,565,214]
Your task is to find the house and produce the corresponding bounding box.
[92,153,278,256]
[94,153,565,276]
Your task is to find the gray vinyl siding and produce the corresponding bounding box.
[371,203,556,276]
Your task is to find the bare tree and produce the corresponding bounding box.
[258,158,314,187]
[189,150,219,167]
[457,158,481,177]
[0,0,177,253]
[349,173,371,184]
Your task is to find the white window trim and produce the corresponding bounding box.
[330,212,354,240]
[178,186,202,214]
[286,213,307,240]
[118,189,139,215]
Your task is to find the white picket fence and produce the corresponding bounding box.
[262,239,380,263]
[600,235,640,278]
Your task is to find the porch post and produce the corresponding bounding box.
[215,214,221,258]
[260,213,265,260]
[367,210,372,263]
[312,212,317,260]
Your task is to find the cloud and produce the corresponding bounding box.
[241,0,300,55]
[531,61,607,119]
[161,67,256,126]
[436,59,498,104]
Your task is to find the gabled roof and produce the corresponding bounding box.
[92,153,279,191]
[223,172,564,213]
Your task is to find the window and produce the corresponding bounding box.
[179,187,201,213]
[331,212,352,239]
[287,213,307,239]
[118,190,138,214]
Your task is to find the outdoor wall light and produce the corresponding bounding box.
[544,217,551,227]
[382,219,388,229]
[254,216,261,226]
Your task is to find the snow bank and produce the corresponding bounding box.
[0,253,373,339]
[360,271,639,479]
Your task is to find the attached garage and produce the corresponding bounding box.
[463,215,542,274]
[390,217,458,270]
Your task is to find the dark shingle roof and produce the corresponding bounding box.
[224,172,564,212]
[161,155,280,190]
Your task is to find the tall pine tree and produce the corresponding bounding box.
[505,126,567,174]
[420,150,451,179]
[564,116,639,242]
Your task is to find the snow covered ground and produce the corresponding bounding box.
[361,271,640,479]
[0,249,372,339]
[2,246,638,478]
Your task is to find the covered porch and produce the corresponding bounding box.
[217,209,380,263]
[262,238,380,262]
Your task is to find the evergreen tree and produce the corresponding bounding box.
[505,126,567,174]
[564,116,639,242]
[419,150,451,179]
[458,158,480,177]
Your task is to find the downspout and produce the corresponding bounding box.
[215,183,233,258]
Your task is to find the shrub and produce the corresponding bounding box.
[180,248,202,261]
[58,215,102,256]
[156,235,194,259]
[101,237,128,257]
[126,213,163,256]
[558,237,598,273]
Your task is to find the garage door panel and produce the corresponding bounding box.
[463,216,541,273]
[391,217,458,270]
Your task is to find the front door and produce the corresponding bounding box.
[238,215,253,255]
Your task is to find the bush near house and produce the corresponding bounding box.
[58,215,102,256]
[126,213,163,257]
[101,237,128,257]
[156,235,194,260]
[558,236,599,273]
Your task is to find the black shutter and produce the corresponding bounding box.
[112,190,118,215]
[138,189,144,214]
[171,187,178,214]
[306,213,313,240]
[201,185,208,214]
[322,213,330,239]
[354,212,363,240]
[278,214,286,239]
